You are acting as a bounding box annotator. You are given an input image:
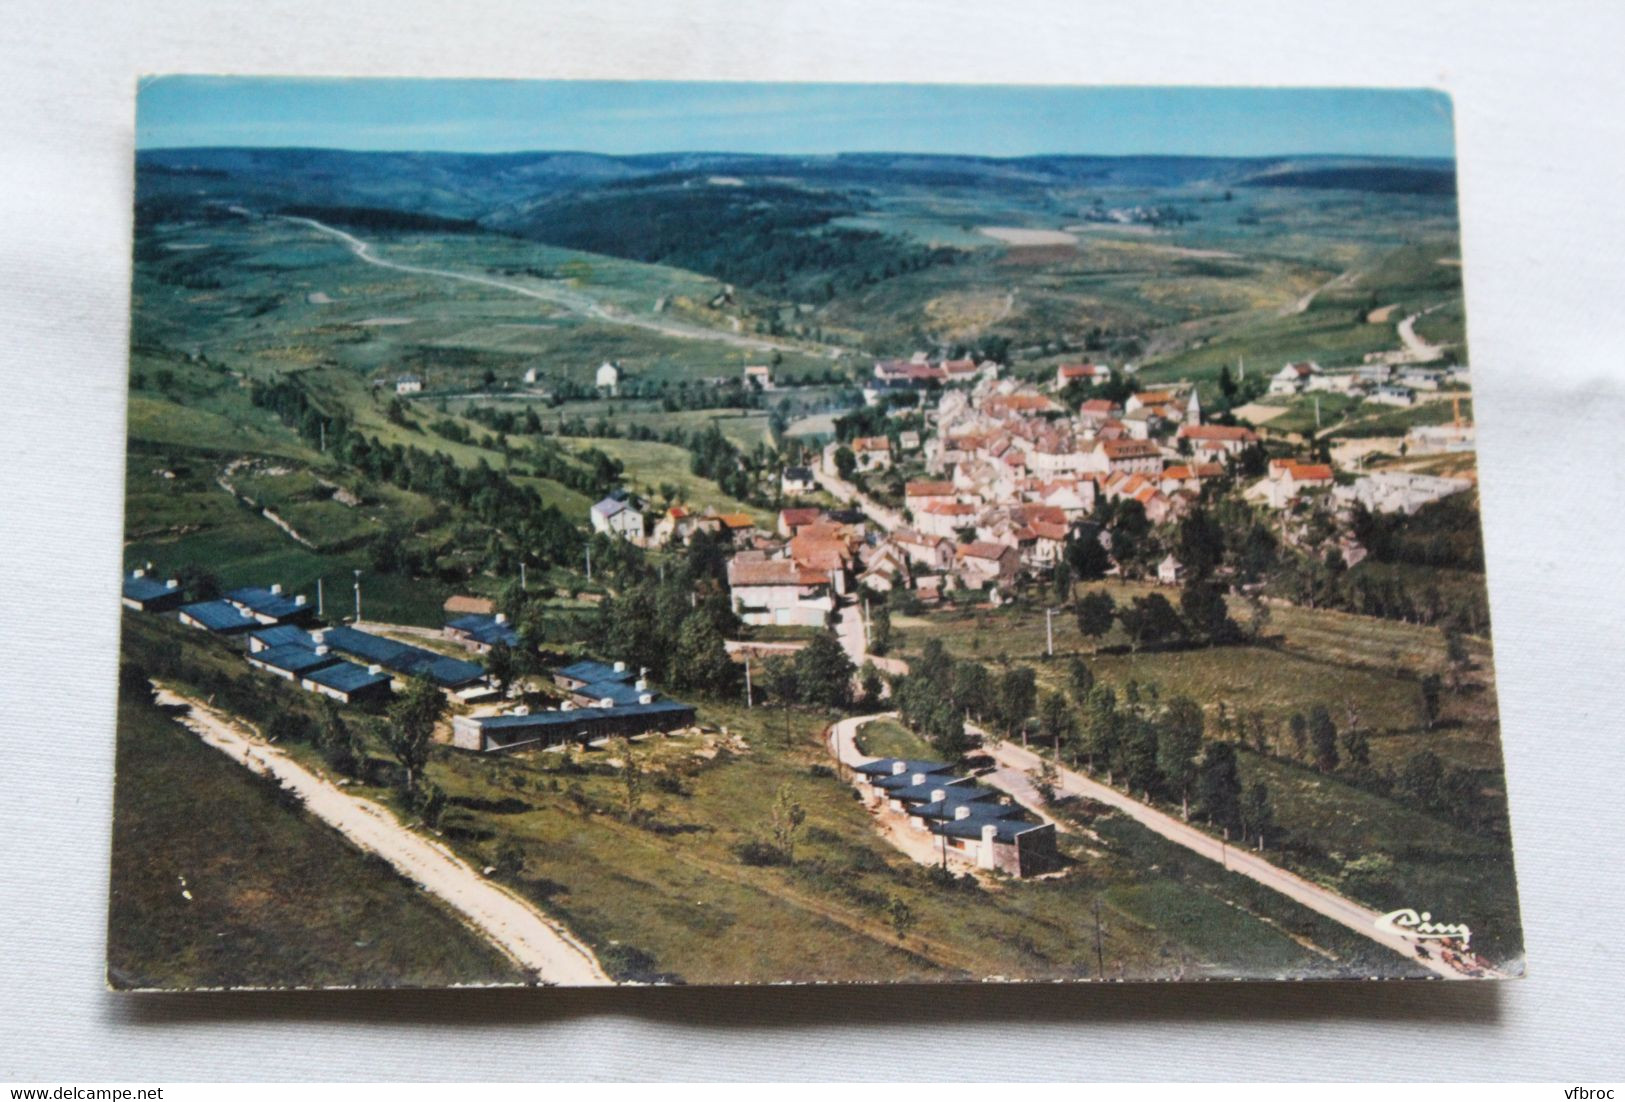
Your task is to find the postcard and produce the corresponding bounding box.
[109,78,1520,988]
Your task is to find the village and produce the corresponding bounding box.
[564,352,1478,634]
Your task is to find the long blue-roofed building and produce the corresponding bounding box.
[178,599,258,635]
[452,656,696,752]
[315,625,488,694]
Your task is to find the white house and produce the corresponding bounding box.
[780,466,817,495]
[595,361,622,394]
[395,375,423,394]
[590,495,644,541]
[1368,384,1417,407]
[726,554,835,627]
[852,436,893,472]
[1268,361,1322,395]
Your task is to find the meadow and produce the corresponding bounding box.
[107,696,520,989]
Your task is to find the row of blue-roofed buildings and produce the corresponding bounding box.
[853,757,1060,878]
[124,568,696,743]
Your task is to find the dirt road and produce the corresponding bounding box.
[985,738,1488,980]
[153,686,610,985]
[281,214,809,356]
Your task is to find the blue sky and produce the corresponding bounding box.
[137,78,1455,159]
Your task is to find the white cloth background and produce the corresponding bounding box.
[2,0,1623,1082]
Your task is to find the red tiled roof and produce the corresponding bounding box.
[1179,424,1258,442]
[779,507,823,528]
[1101,439,1161,459]
[905,481,956,498]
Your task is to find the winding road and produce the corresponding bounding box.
[280,214,810,356]
[154,685,610,985]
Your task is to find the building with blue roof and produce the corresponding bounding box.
[246,642,342,681]
[122,569,184,612]
[178,599,258,635]
[452,699,696,752]
[444,612,522,653]
[316,626,487,692]
[905,788,1012,823]
[849,747,1061,878]
[301,660,394,704]
[248,625,317,653]
[225,584,315,625]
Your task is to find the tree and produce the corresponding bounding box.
[1288,712,1309,762]
[997,666,1037,740]
[1068,656,1095,703]
[118,659,156,705]
[1241,782,1276,849]
[1179,580,1233,643]
[859,661,884,704]
[869,603,893,656]
[762,654,799,707]
[886,896,917,941]
[794,631,854,710]
[1081,684,1120,777]
[384,676,444,793]
[1121,716,1162,798]
[952,660,994,724]
[1119,593,1183,652]
[1158,695,1205,819]
[833,445,856,481]
[1076,589,1117,649]
[1067,531,1112,582]
[1309,704,1339,773]
[486,642,517,698]
[1418,673,1443,730]
[1038,692,1075,759]
[1398,750,1445,808]
[672,610,740,696]
[612,736,642,821]
[1176,509,1226,580]
[770,783,806,864]
[1195,742,1243,834]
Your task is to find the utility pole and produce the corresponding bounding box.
[1093,897,1105,979]
[520,560,527,591]
[316,577,324,617]
[1045,607,1056,656]
[585,543,592,582]
[352,569,362,624]
[319,421,326,453]
[744,656,753,709]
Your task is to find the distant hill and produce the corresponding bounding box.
[136,147,1458,224]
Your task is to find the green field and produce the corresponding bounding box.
[107,697,520,990]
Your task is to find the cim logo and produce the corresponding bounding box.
[1375,907,1472,947]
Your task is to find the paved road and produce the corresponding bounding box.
[281,214,808,356]
[984,736,1486,979]
[810,464,906,533]
[154,686,610,985]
